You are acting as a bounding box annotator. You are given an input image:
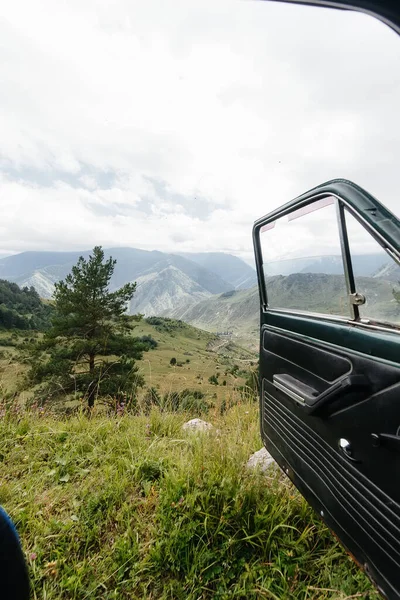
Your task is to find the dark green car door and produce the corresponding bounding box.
[253,179,400,599]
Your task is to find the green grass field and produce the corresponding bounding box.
[0,330,33,398]
[0,402,376,600]
[0,322,378,598]
[131,319,256,404]
[0,319,257,407]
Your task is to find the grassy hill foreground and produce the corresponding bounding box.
[0,317,256,409]
[0,403,376,600]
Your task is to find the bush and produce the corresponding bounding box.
[146,317,185,334]
[137,335,158,350]
[0,337,17,347]
[244,363,260,395]
[162,389,210,414]
[170,357,177,366]
[208,375,219,386]
[230,365,239,377]
[136,459,164,482]
[142,387,162,414]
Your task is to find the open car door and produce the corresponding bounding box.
[253,179,400,599]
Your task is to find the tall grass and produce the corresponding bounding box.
[0,402,376,599]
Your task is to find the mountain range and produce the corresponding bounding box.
[0,248,398,343]
[264,253,400,280]
[0,248,257,316]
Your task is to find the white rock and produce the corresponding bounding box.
[246,447,276,472]
[182,418,213,432]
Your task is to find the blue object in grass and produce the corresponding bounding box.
[0,506,30,599]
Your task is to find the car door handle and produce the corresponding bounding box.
[371,433,400,452]
[273,373,370,415]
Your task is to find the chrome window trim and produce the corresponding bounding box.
[262,307,400,335]
[336,199,358,320]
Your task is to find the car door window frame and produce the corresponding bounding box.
[253,180,400,334]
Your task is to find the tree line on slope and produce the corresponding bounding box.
[0,280,53,330]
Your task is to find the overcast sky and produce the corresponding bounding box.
[1,0,399,263]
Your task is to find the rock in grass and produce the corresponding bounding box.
[182,418,213,433]
[246,447,276,472]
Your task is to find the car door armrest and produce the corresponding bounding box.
[273,373,370,414]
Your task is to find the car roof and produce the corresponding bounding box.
[262,1,400,35]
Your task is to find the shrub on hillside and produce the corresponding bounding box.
[142,387,162,414]
[146,317,185,334]
[137,335,158,349]
[243,362,260,395]
[163,389,211,414]
[0,336,18,347]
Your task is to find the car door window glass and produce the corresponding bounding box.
[344,209,400,326]
[260,199,350,316]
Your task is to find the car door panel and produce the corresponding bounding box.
[261,325,400,598]
[261,323,400,493]
[260,334,400,600]
[262,385,400,599]
[254,180,400,598]
[262,325,400,403]
[262,328,352,384]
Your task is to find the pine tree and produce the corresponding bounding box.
[29,246,147,408]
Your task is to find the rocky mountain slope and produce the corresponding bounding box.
[129,265,211,315]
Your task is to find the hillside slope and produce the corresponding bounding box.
[129,266,211,315]
[131,317,255,401]
[0,315,255,400]
[0,279,53,330]
[164,287,259,337]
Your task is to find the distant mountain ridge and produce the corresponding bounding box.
[1,248,398,332]
[0,248,256,316]
[264,252,399,279]
[178,252,257,289]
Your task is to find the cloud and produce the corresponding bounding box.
[0,0,399,264]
